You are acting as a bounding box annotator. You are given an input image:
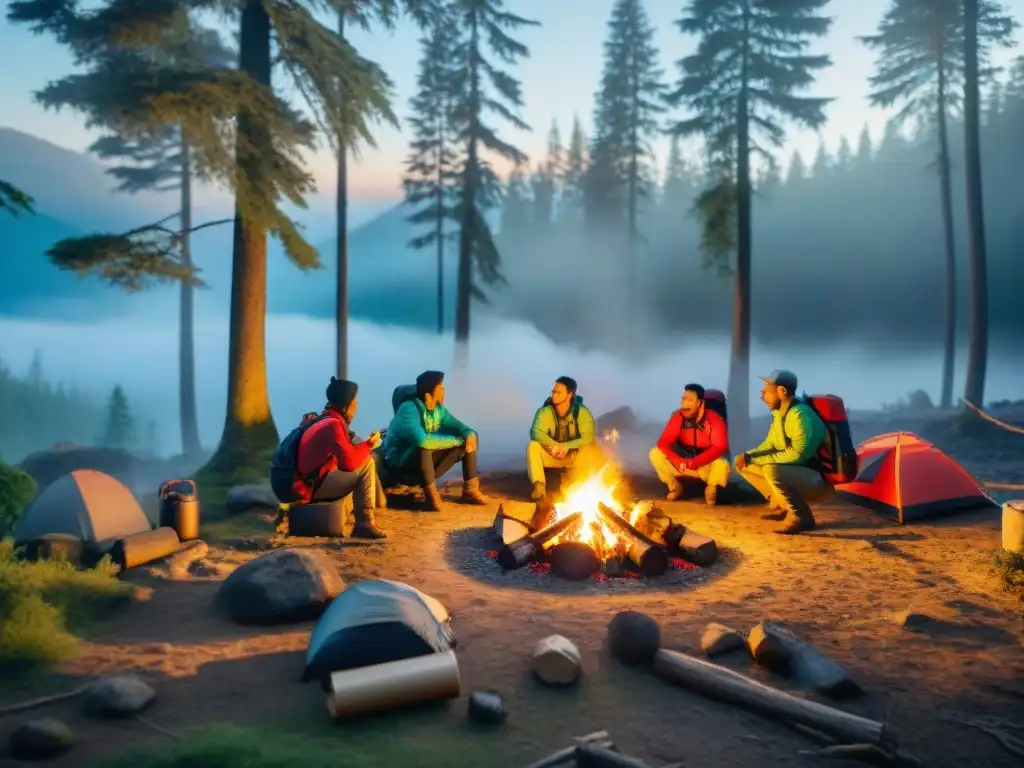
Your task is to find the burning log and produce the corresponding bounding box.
[493,505,532,546]
[549,541,600,580]
[596,503,668,577]
[653,649,893,748]
[672,527,718,567]
[497,511,583,570]
[531,500,557,531]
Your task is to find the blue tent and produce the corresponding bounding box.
[303,579,455,683]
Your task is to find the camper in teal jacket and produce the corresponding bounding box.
[382,370,487,511]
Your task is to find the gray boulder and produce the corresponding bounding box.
[84,675,156,718]
[8,718,75,760]
[217,548,344,625]
[607,611,661,665]
[701,623,747,656]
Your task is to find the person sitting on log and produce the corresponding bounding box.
[648,383,731,506]
[381,370,488,511]
[734,369,831,535]
[526,376,605,501]
[270,377,387,539]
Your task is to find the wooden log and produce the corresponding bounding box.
[748,621,862,699]
[549,541,601,580]
[653,648,893,748]
[498,511,583,570]
[666,526,718,567]
[531,500,557,531]
[576,744,654,768]
[531,635,582,685]
[493,505,532,546]
[596,503,668,577]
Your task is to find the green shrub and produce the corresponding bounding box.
[993,548,1024,599]
[0,540,134,671]
[0,460,36,537]
[93,724,469,768]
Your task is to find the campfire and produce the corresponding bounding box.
[493,464,719,581]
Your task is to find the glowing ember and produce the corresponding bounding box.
[548,464,644,558]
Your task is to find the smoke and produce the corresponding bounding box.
[0,313,1020,468]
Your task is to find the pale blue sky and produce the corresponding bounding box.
[1,0,1021,209]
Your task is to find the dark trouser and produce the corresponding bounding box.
[311,457,383,519]
[411,445,476,486]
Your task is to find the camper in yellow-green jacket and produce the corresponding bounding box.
[526,376,606,500]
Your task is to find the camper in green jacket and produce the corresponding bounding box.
[381,370,487,511]
[735,369,832,535]
[526,376,606,500]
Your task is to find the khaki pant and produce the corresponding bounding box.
[313,456,383,520]
[648,447,731,490]
[739,463,834,521]
[526,441,608,486]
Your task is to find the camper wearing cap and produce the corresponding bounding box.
[734,369,832,534]
[526,376,604,501]
[292,377,387,539]
[649,383,731,506]
[382,370,488,510]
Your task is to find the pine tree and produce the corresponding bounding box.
[10,0,431,480]
[662,136,689,209]
[0,180,33,217]
[811,143,829,177]
[667,0,832,434]
[501,163,532,241]
[860,0,1014,408]
[835,136,854,169]
[530,120,565,229]
[101,385,136,450]
[449,0,539,361]
[404,0,460,334]
[585,0,665,335]
[855,124,874,164]
[560,115,588,222]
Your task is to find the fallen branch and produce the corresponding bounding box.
[524,731,613,768]
[942,713,1024,760]
[653,649,893,748]
[962,400,1024,436]
[576,744,654,768]
[0,682,93,715]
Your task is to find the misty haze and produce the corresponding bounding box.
[2,1,1024,767]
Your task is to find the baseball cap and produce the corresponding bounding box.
[760,369,798,393]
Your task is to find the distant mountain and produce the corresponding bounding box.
[0,127,173,231]
[269,204,459,328]
[0,210,107,317]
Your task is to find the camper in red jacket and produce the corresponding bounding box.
[648,383,731,505]
[277,377,386,539]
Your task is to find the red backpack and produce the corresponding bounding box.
[795,395,858,485]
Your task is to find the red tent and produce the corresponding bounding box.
[835,431,998,524]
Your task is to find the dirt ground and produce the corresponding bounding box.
[1,471,1023,768]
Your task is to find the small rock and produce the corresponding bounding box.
[216,548,344,625]
[701,623,747,656]
[84,675,156,717]
[8,718,75,760]
[531,634,581,685]
[748,621,862,698]
[166,540,209,577]
[467,690,507,725]
[607,611,661,665]
[224,484,279,514]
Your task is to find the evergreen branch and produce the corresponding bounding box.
[0,180,35,217]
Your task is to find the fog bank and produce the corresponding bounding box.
[0,314,1019,465]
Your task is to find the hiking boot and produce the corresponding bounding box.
[666,486,683,502]
[460,477,488,505]
[704,485,718,507]
[530,482,546,501]
[351,520,387,539]
[423,483,444,511]
[773,513,815,535]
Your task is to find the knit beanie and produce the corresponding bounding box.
[326,377,359,410]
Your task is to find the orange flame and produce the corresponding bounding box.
[548,463,643,557]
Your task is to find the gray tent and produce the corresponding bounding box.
[14,469,152,550]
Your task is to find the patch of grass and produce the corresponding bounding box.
[993,549,1024,599]
[0,460,36,537]
[0,539,136,672]
[93,723,489,768]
